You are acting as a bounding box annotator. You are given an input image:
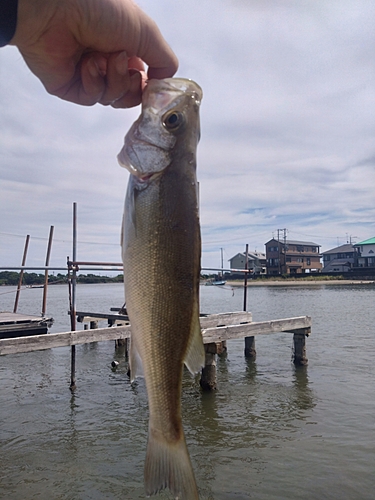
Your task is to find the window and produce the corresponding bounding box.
[286,257,291,263]
[307,258,311,265]
[268,258,279,266]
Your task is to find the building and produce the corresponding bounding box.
[229,251,266,275]
[354,237,375,268]
[321,244,359,273]
[265,238,322,275]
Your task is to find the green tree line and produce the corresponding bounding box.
[0,272,123,286]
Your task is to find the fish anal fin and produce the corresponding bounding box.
[184,312,205,376]
[129,337,144,382]
[144,426,199,499]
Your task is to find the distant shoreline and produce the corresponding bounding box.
[225,279,375,287]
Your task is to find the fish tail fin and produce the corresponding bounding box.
[144,427,199,499]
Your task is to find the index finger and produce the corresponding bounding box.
[128,9,179,79]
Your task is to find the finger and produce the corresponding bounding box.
[45,57,104,106]
[98,51,133,105]
[78,56,106,105]
[110,70,143,109]
[119,5,178,80]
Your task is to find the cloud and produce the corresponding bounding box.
[1,0,375,274]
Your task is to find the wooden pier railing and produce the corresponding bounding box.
[0,311,311,390]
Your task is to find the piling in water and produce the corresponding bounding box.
[200,343,218,391]
[293,331,309,366]
[244,336,256,359]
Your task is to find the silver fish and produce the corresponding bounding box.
[118,78,204,499]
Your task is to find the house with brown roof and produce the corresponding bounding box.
[265,238,322,275]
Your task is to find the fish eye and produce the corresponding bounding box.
[163,111,184,130]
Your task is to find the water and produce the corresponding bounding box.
[1,282,374,499]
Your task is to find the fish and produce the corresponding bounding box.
[118,78,205,499]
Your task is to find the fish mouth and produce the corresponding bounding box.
[117,78,202,178]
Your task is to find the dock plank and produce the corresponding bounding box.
[0,312,53,339]
[0,314,311,356]
[202,316,311,343]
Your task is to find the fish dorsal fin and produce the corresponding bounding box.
[129,338,144,382]
[184,305,205,375]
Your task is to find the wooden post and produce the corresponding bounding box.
[200,343,217,391]
[41,226,54,317]
[244,336,256,359]
[216,340,227,357]
[243,245,256,359]
[293,330,309,366]
[13,235,30,313]
[110,319,129,352]
[243,243,249,311]
[69,202,77,392]
[115,338,128,350]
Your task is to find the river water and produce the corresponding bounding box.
[0,282,374,499]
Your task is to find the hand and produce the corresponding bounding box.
[10,0,178,107]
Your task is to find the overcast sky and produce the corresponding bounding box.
[1,0,374,274]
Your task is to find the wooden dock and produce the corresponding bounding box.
[0,312,54,339]
[0,311,311,389]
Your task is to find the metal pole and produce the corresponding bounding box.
[41,226,54,316]
[70,202,77,391]
[13,235,30,313]
[277,229,281,275]
[243,244,249,312]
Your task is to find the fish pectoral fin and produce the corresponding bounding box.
[129,338,144,382]
[184,315,205,376]
[144,425,199,500]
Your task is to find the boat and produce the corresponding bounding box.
[206,280,226,286]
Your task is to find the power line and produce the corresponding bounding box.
[0,231,120,246]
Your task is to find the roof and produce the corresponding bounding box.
[229,252,266,261]
[355,237,375,246]
[266,238,320,247]
[322,259,353,272]
[324,258,353,265]
[322,244,355,255]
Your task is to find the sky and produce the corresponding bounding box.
[1,0,375,274]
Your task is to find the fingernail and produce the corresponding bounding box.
[115,51,128,76]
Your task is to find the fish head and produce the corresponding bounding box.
[117,78,203,182]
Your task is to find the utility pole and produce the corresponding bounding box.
[277,229,280,274]
[283,228,287,274]
[276,228,287,274]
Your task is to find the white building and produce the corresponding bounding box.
[354,237,375,268]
